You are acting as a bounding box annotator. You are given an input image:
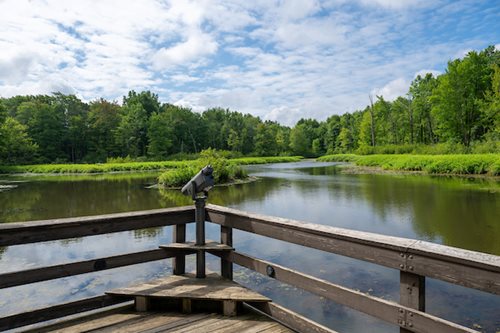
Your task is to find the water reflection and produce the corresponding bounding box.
[0,162,498,332]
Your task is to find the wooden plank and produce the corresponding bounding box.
[182,299,192,314]
[173,224,186,275]
[160,241,233,251]
[0,249,183,289]
[37,311,141,332]
[0,206,194,247]
[89,313,189,333]
[106,273,270,302]
[165,316,224,333]
[135,296,150,312]
[219,251,478,333]
[221,226,233,280]
[0,295,127,331]
[222,300,237,316]
[405,252,500,295]
[215,315,286,333]
[206,204,500,295]
[195,198,206,279]
[135,313,215,333]
[400,272,425,333]
[246,302,337,333]
[24,306,141,333]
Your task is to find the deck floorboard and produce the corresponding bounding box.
[25,309,293,333]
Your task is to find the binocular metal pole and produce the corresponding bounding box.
[195,196,206,278]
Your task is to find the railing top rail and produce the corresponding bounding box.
[0,206,194,231]
[0,206,195,247]
[206,204,500,296]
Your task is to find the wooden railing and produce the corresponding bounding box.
[0,204,498,333]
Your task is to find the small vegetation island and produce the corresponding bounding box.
[0,46,499,179]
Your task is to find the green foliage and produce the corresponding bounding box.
[318,154,500,176]
[0,117,38,164]
[158,149,249,187]
[317,154,359,162]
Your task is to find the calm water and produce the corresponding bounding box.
[0,162,499,332]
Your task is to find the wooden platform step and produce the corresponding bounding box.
[159,241,233,251]
[106,273,270,316]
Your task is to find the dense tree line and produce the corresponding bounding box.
[0,46,498,165]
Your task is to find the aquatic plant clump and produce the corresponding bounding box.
[158,150,249,187]
[318,154,500,176]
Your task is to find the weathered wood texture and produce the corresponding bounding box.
[246,301,338,333]
[400,272,425,333]
[173,223,186,275]
[107,273,271,302]
[160,241,233,251]
[0,295,129,332]
[206,204,500,295]
[0,206,194,246]
[0,249,185,289]
[213,251,478,333]
[221,226,233,280]
[26,310,294,333]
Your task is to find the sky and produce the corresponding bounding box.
[0,0,499,126]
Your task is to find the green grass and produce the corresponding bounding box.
[230,156,303,165]
[0,160,189,174]
[0,155,303,175]
[318,154,500,176]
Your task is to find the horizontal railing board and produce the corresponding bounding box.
[0,206,194,247]
[0,248,191,289]
[0,295,129,332]
[245,302,338,333]
[216,251,478,333]
[206,204,500,295]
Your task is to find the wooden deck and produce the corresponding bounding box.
[107,273,270,302]
[25,307,294,333]
[2,204,498,333]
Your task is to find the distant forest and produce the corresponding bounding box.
[0,46,498,165]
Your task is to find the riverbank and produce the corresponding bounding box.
[0,156,303,175]
[317,154,500,176]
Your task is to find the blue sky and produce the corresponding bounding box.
[0,0,498,125]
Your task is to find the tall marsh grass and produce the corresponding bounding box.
[318,154,500,176]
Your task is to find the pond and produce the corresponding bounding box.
[0,161,499,332]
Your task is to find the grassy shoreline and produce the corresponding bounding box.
[0,156,303,175]
[317,154,500,176]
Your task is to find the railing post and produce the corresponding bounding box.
[172,224,186,275]
[221,226,233,280]
[400,270,425,332]
[195,197,206,278]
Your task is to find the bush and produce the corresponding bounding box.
[158,149,248,187]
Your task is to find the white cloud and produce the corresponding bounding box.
[414,69,441,78]
[371,78,409,101]
[0,0,496,125]
[152,31,218,70]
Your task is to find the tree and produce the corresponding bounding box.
[255,122,278,156]
[147,111,173,160]
[431,48,498,146]
[358,111,373,149]
[480,64,500,141]
[115,103,147,157]
[0,117,38,164]
[410,73,438,144]
[87,99,121,161]
[289,124,310,156]
[325,115,341,153]
[17,101,65,162]
[338,127,353,153]
[52,93,89,162]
